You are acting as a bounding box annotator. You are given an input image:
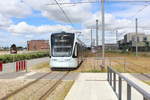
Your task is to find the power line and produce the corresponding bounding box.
[46,0,150,5]
[46,1,99,5]
[107,0,150,2]
[53,0,73,26]
[131,4,150,18]
[113,3,150,36]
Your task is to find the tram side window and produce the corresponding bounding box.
[73,44,78,58]
[49,43,51,58]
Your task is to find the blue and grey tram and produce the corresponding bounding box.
[49,32,86,69]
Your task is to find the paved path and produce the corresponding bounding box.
[65,73,118,100]
[27,57,49,67]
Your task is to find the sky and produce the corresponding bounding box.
[0,0,150,47]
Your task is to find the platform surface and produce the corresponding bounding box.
[65,73,150,100]
[65,73,118,100]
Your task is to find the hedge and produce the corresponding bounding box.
[0,51,49,63]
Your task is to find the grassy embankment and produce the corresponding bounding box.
[83,50,150,73]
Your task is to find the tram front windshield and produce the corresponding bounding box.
[51,33,74,57]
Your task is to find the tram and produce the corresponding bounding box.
[49,32,86,69]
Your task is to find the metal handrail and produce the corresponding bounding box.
[107,66,150,100]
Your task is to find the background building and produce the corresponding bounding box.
[118,32,150,51]
[27,40,49,51]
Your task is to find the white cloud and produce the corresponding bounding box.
[0,14,12,27]
[8,22,74,35]
[83,11,135,32]
[0,0,32,29]
[0,0,32,18]
[24,0,92,23]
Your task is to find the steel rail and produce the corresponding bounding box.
[141,73,150,79]
[39,71,70,100]
[0,72,52,100]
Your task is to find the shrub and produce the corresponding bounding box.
[0,51,49,63]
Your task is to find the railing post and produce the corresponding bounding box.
[118,77,122,100]
[107,67,109,81]
[0,62,3,72]
[127,84,131,100]
[113,72,116,92]
[110,69,112,86]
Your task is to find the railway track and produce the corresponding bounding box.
[39,71,70,100]
[0,71,70,100]
[140,73,150,79]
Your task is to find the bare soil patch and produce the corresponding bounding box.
[1,80,74,100]
[0,79,33,99]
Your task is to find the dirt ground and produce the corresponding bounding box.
[0,79,33,98]
[0,78,73,100]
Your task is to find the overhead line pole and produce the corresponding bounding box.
[116,30,118,48]
[91,28,93,48]
[116,30,118,42]
[96,19,99,47]
[101,0,105,67]
[136,18,138,57]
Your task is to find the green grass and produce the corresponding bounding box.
[0,51,49,63]
[111,65,126,73]
[82,69,107,73]
[31,62,50,70]
[144,81,150,85]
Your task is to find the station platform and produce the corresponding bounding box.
[65,73,150,100]
[65,73,118,100]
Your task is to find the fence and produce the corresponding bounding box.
[0,62,3,71]
[107,66,150,100]
[79,57,125,72]
[109,57,150,73]
[16,60,26,72]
